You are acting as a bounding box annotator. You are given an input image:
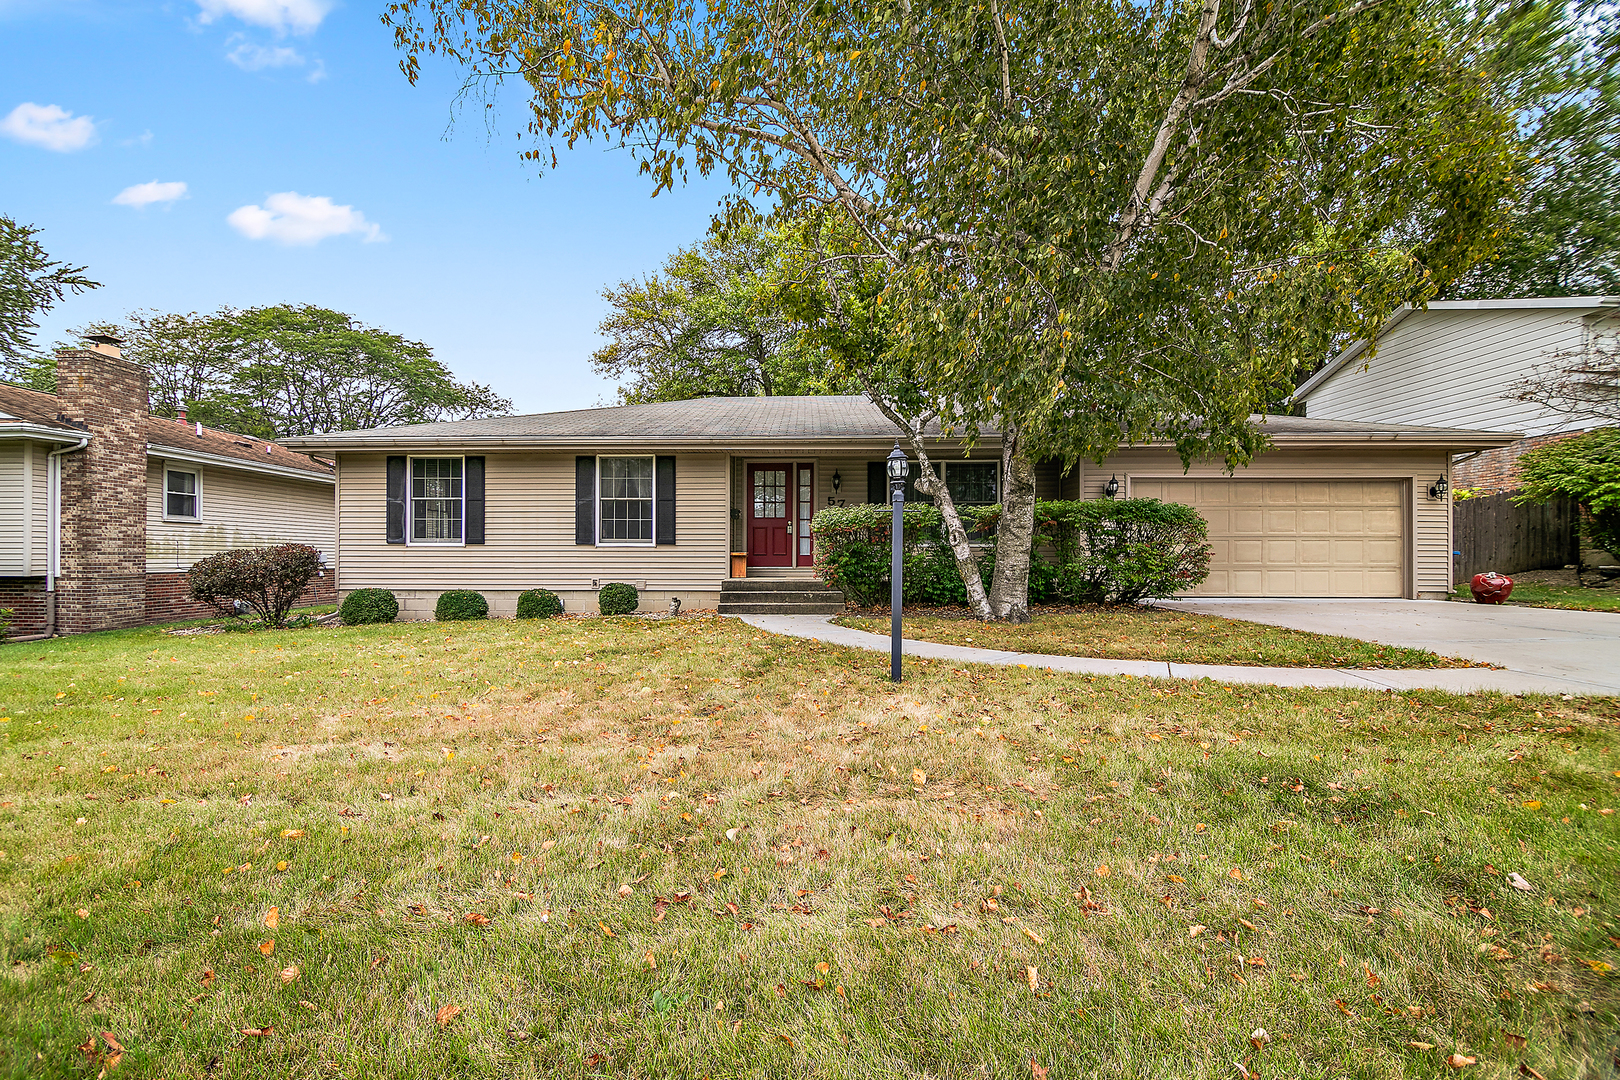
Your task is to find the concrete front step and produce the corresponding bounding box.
[722,576,834,592]
[720,589,842,604]
[718,601,847,615]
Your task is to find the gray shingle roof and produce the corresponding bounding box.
[278,394,1516,451]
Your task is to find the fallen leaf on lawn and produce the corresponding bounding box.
[281,830,304,839]
[200,968,215,986]
[1247,956,1267,967]
[76,908,89,919]
[1239,918,1258,931]
[434,1004,461,1027]
[259,941,274,956]
[1333,999,1353,1015]
[1519,1065,1548,1080]
[1168,874,1186,884]
[1521,801,1541,810]
[1030,1061,1049,1080]
[725,828,742,842]
[583,1053,605,1067]
[1583,959,1612,974]
[540,840,555,851]
[1023,927,1044,945]
[1228,868,1244,881]
[100,1033,124,1055]
[1095,865,1110,877]
[1447,1054,1477,1068]
[1507,873,1534,892]
[1025,966,1039,991]
[465,912,490,926]
[1195,822,1208,832]
[1189,925,1206,937]
[369,955,388,970]
[912,769,927,786]
[618,884,633,897]
[1234,1061,1256,1080]
[1250,1028,1269,1049]
[264,907,280,929]
[278,964,299,984]
[241,1027,273,1037]
[275,861,288,872]
[600,922,615,937]
[1502,1031,1527,1048]
[1410,1041,1435,1050]
[644,951,656,969]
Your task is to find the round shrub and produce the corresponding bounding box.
[436,589,489,621]
[516,588,563,619]
[339,588,399,625]
[598,582,639,616]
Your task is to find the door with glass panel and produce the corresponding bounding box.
[746,463,792,566]
[795,463,814,565]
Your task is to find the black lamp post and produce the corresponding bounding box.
[886,442,910,682]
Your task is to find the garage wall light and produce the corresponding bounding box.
[1104,475,1120,499]
[1428,474,1449,500]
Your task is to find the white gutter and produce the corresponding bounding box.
[146,444,335,484]
[0,423,94,444]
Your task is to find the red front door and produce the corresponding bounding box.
[747,463,793,566]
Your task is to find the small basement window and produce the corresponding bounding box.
[410,457,464,543]
[164,468,200,520]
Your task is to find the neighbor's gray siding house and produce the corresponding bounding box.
[281,396,1511,616]
[1292,296,1620,494]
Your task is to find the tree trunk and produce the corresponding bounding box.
[987,421,1036,622]
[909,440,995,621]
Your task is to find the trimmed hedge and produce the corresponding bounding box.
[340,588,399,625]
[517,588,564,619]
[436,590,489,621]
[187,543,321,627]
[598,582,639,615]
[811,498,1211,606]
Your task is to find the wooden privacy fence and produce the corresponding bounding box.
[1452,491,1579,582]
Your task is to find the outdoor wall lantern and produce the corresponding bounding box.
[831,470,842,493]
[1429,474,1449,501]
[1104,475,1120,499]
[886,443,911,683]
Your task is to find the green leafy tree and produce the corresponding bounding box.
[1448,0,1620,298]
[64,305,511,438]
[0,215,98,381]
[387,0,1518,620]
[593,223,856,403]
[1516,427,1620,579]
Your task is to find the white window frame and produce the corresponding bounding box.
[597,454,656,547]
[162,465,202,522]
[406,455,466,547]
[944,460,999,506]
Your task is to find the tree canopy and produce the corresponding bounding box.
[0,215,98,371]
[31,305,512,438]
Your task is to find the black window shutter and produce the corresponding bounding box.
[464,456,486,544]
[575,456,596,545]
[655,455,676,545]
[386,456,407,544]
[867,461,885,505]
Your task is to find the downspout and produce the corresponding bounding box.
[9,435,89,642]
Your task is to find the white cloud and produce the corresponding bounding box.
[196,0,331,34]
[227,41,306,71]
[113,180,189,208]
[227,192,386,246]
[1,102,97,152]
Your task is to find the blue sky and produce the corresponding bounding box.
[0,0,733,412]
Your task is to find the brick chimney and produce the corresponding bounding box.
[53,341,149,633]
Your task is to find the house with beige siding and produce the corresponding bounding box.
[281,396,1511,616]
[1293,296,1620,493]
[0,342,335,639]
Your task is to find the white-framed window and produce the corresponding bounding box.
[410,456,464,544]
[599,455,655,545]
[164,467,201,520]
[945,461,999,505]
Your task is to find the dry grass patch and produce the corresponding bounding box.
[834,607,1475,668]
[0,615,1615,1079]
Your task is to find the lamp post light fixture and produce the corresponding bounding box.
[831,469,842,493]
[886,442,910,683]
[1429,474,1449,501]
[1104,475,1120,499]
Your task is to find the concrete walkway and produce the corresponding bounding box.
[735,612,1617,696]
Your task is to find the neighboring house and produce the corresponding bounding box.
[280,396,1510,613]
[1292,296,1620,494]
[0,342,336,638]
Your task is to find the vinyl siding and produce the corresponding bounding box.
[145,459,335,571]
[336,451,730,592]
[1304,307,1606,435]
[0,440,49,575]
[1086,445,1453,597]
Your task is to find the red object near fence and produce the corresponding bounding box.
[1470,572,1514,604]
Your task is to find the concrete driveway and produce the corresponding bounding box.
[1154,598,1620,695]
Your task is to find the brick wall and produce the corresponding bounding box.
[52,348,150,634]
[1452,430,1589,496]
[0,577,48,638]
[144,569,338,625]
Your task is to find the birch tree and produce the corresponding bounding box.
[387,0,1518,619]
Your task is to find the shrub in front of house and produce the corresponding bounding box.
[516,588,564,619]
[598,582,639,616]
[340,588,399,625]
[188,544,321,627]
[436,590,489,621]
[0,607,14,642]
[811,498,1211,606]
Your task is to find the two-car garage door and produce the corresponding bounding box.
[1130,479,1405,597]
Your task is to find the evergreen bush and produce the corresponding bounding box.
[187,544,321,627]
[598,582,639,615]
[516,588,564,619]
[339,589,399,625]
[435,590,489,621]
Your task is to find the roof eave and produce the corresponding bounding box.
[147,443,334,483]
[0,422,90,444]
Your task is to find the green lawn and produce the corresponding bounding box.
[1452,581,1620,613]
[834,607,1473,668]
[1,616,1616,1079]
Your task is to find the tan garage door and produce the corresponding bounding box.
[1131,479,1405,597]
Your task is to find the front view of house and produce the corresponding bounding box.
[281,396,1514,616]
